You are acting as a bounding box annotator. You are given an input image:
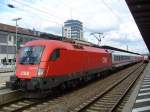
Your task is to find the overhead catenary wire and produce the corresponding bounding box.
[12,0,64,24]
[54,0,96,34]
[1,0,122,36]
[0,1,65,36]
[11,0,114,34]
[13,0,65,20]
[1,1,63,26]
[56,0,118,34]
[100,0,122,22]
[5,0,123,26]
[38,0,67,19]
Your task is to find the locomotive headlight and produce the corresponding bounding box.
[37,68,45,76]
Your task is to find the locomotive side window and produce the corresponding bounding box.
[50,49,60,61]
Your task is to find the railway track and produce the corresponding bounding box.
[0,89,23,106]
[0,70,15,73]
[0,96,65,112]
[71,63,146,112]
[0,99,43,112]
[0,63,146,112]
[0,83,6,89]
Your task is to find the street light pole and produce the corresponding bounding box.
[12,18,22,57]
[124,34,128,51]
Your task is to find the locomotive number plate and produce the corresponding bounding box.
[102,57,107,63]
[21,71,29,76]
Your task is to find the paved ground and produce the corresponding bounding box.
[0,72,14,84]
[132,63,150,112]
[122,62,150,112]
[0,65,15,73]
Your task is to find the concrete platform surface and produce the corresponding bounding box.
[0,89,23,105]
[0,65,15,73]
[0,72,14,84]
[122,62,150,112]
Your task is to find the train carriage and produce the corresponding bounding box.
[111,50,143,67]
[100,46,143,68]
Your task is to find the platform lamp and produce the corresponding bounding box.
[12,17,22,65]
[7,4,22,63]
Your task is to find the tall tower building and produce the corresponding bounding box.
[63,19,83,40]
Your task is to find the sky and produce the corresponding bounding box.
[0,0,149,54]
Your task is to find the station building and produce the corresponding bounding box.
[0,23,62,65]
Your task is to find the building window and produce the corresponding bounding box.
[9,36,12,42]
[0,34,7,43]
[64,20,83,39]
[7,46,16,54]
[0,45,16,54]
[0,45,7,53]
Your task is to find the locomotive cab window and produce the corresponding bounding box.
[19,46,44,64]
[50,49,60,61]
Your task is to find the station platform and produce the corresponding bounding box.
[0,65,15,73]
[0,72,14,89]
[122,62,150,112]
[0,68,15,73]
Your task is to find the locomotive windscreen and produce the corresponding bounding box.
[19,46,44,64]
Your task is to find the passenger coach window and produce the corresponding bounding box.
[50,49,60,61]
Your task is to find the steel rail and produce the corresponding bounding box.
[71,63,146,112]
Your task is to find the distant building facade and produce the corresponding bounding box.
[63,19,83,40]
[0,23,62,65]
[0,23,42,65]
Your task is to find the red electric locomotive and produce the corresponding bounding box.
[7,39,112,92]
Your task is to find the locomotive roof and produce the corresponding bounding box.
[24,39,108,53]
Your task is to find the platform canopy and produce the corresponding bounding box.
[125,0,150,52]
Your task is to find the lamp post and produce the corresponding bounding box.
[12,18,22,56]
[124,34,128,51]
